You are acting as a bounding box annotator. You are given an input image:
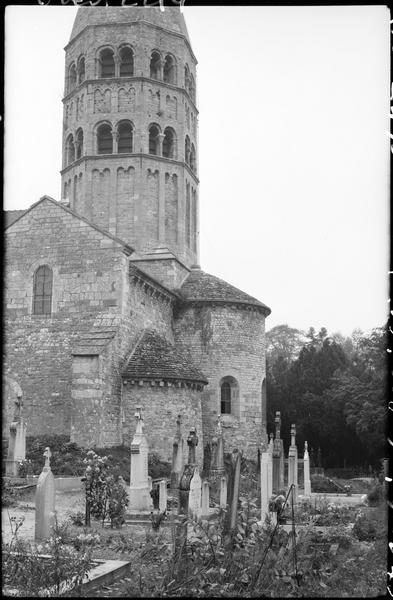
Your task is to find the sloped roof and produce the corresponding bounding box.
[72,327,118,355]
[122,329,208,384]
[4,210,27,228]
[4,195,134,256]
[178,268,271,315]
[70,6,189,43]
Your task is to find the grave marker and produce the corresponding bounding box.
[170,414,184,489]
[35,447,55,541]
[287,424,298,503]
[303,441,311,497]
[159,479,167,512]
[201,480,210,516]
[272,412,284,492]
[260,441,270,523]
[219,476,227,508]
[5,391,27,477]
[178,428,199,515]
[189,467,202,520]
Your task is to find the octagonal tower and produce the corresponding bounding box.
[61,7,199,269]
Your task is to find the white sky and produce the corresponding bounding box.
[4,5,390,337]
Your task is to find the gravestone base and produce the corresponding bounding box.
[208,469,226,502]
[128,485,152,512]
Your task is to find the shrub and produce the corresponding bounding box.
[69,511,85,527]
[25,434,85,476]
[148,451,171,479]
[367,483,384,507]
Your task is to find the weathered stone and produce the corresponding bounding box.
[35,447,55,541]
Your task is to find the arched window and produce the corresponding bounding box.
[185,135,191,165]
[75,129,83,159]
[163,54,176,84]
[97,123,113,154]
[117,121,133,153]
[190,143,196,172]
[69,64,77,91]
[148,124,160,155]
[220,376,239,416]
[77,57,85,84]
[190,74,195,101]
[99,49,115,78]
[66,134,75,165]
[150,51,161,80]
[163,127,176,159]
[33,265,53,316]
[221,382,231,414]
[119,47,134,77]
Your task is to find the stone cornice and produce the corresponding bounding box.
[122,378,206,391]
[129,264,180,303]
[177,298,271,317]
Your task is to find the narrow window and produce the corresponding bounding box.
[69,64,77,91]
[97,124,113,154]
[150,52,161,80]
[184,64,190,92]
[117,122,133,153]
[100,49,115,78]
[163,127,176,159]
[190,144,196,172]
[119,47,134,77]
[185,182,190,247]
[148,124,160,155]
[33,265,53,316]
[163,54,176,84]
[190,74,195,101]
[78,57,85,84]
[221,382,231,414]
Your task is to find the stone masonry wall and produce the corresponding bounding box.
[174,304,266,459]
[4,198,127,438]
[121,382,203,466]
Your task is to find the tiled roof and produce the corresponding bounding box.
[70,7,189,43]
[4,210,26,228]
[122,329,208,384]
[178,268,271,315]
[72,327,118,355]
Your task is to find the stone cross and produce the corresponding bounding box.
[216,414,222,435]
[43,447,52,469]
[135,406,143,434]
[176,414,182,435]
[187,427,198,465]
[170,414,184,490]
[288,424,298,503]
[290,424,296,447]
[13,392,23,421]
[129,404,152,511]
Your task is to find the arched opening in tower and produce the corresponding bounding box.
[190,144,196,172]
[75,129,84,159]
[150,51,161,80]
[185,135,191,165]
[163,54,176,84]
[119,47,134,77]
[148,124,160,155]
[163,127,176,159]
[117,121,133,153]
[97,124,113,154]
[69,64,77,91]
[77,57,85,84]
[66,134,75,165]
[100,49,115,78]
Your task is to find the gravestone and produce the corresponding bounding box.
[287,424,298,503]
[260,440,270,523]
[189,467,202,520]
[159,479,167,512]
[220,476,227,508]
[267,433,273,501]
[303,441,311,497]
[5,391,27,477]
[35,447,55,541]
[170,414,184,490]
[178,427,199,515]
[201,480,210,517]
[272,412,284,492]
[128,406,152,511]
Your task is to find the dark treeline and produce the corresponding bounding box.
[266,324,387,469]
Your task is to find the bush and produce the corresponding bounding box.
[26,434,85,476]
[148,452,171,480]
[367,483,384,507]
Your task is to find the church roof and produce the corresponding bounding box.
[122,329,208,384]
[178,268,271,315]
[70,6,190,43]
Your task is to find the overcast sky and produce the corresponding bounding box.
[4,4,390,337]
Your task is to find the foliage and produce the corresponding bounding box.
[148,451,171,479]
[69,510,85,527]
[17,459,32,478]
[2,478,19,508]
[2,514,92,596]
[25,434,85,476]
[366,483,384,507]
[266,324,387,467]
[84,450,129,528]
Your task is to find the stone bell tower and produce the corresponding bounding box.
[61,6,199,270]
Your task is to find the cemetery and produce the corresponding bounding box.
[2,406,387,597]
